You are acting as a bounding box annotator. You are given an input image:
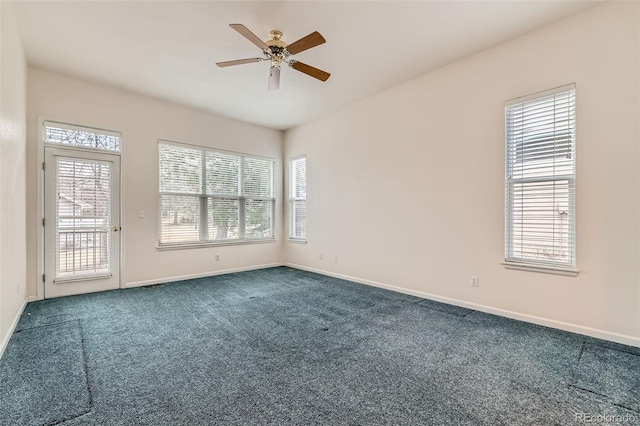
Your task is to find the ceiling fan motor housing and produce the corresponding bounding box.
[266,31,288,68]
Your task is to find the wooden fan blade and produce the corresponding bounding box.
[229,24,269,51]
[291,61,330,82]
[286,31,326,55]
[268,67,281,91]
[216,58,263,67]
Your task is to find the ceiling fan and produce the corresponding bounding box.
[216,24,330,91]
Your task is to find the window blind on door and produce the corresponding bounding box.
[56,157,112,278]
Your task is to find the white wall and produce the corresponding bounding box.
[0,1,28,352]
[285,2,640,345]
[26,68,284,295]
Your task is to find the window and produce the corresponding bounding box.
[505,84,576,271]
[44,121,121,152]
[289,156,306,240]
[158,141,275,246]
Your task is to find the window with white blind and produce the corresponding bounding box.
[289,156,306,240]
[505,84,576,272]
[158,141,275,246]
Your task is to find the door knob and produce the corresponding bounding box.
[112,226,120,232]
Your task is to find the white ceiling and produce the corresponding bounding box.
[12,1,600,130]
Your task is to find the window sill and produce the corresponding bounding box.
[288,238,307,245]
[157,238,276,251]
[502,261,578,277]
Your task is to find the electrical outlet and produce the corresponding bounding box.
[319,253,323,260]
[333,256,338,263]
[138,210,145,219]
[215,254,220,261]
[471,276,479,287]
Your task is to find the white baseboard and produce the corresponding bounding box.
[125,262,284,288]
[285,263,640,348]
[0,295,37,360]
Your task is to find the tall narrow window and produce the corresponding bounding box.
[159,141,275,246]
[505,84,576,270]
[289,156,306,240]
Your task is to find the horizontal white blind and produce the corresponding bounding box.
[159,144,203,194]
[45,121,121,152]
[291,157,306,199]
[291,200,306,239]
[289,156,306,239]
[244,158,274,198]
[505,85,576,267]
[244,157,275,239]
[159,195,201,243]
[207,198,239,240]
[245,199,274,238]
[206,152,239,196]
[158,141,275,244]
[56,158,111,278]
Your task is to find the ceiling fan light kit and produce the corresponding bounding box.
[216,24,331,91]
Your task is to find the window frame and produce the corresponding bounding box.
[288,155,307,243]
[503,84,578,276]
[157,140,276,249]
[44,120,122,154]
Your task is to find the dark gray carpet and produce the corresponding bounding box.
[1,267,638,425]
[572,343,640,412]
[415,297,474,317]
[0,321,90,425]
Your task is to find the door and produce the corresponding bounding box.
[44,147,121,298]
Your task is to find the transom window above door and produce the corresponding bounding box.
[44,121,121,153]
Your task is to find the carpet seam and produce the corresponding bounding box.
[570,350,640,416]
[568,341,586,387]
[13,319,80,334]
[609,401,640,414]
[586,342,640,357]
[570,384,609,399]
[45,408,92,426]
[569,384,640,413]
[569,342,640,414]
[44,320,95,426]
[566,341,585,394]
[78,320,95,411]
[415,300,474,318]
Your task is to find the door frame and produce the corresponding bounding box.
[36,117,125,300]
